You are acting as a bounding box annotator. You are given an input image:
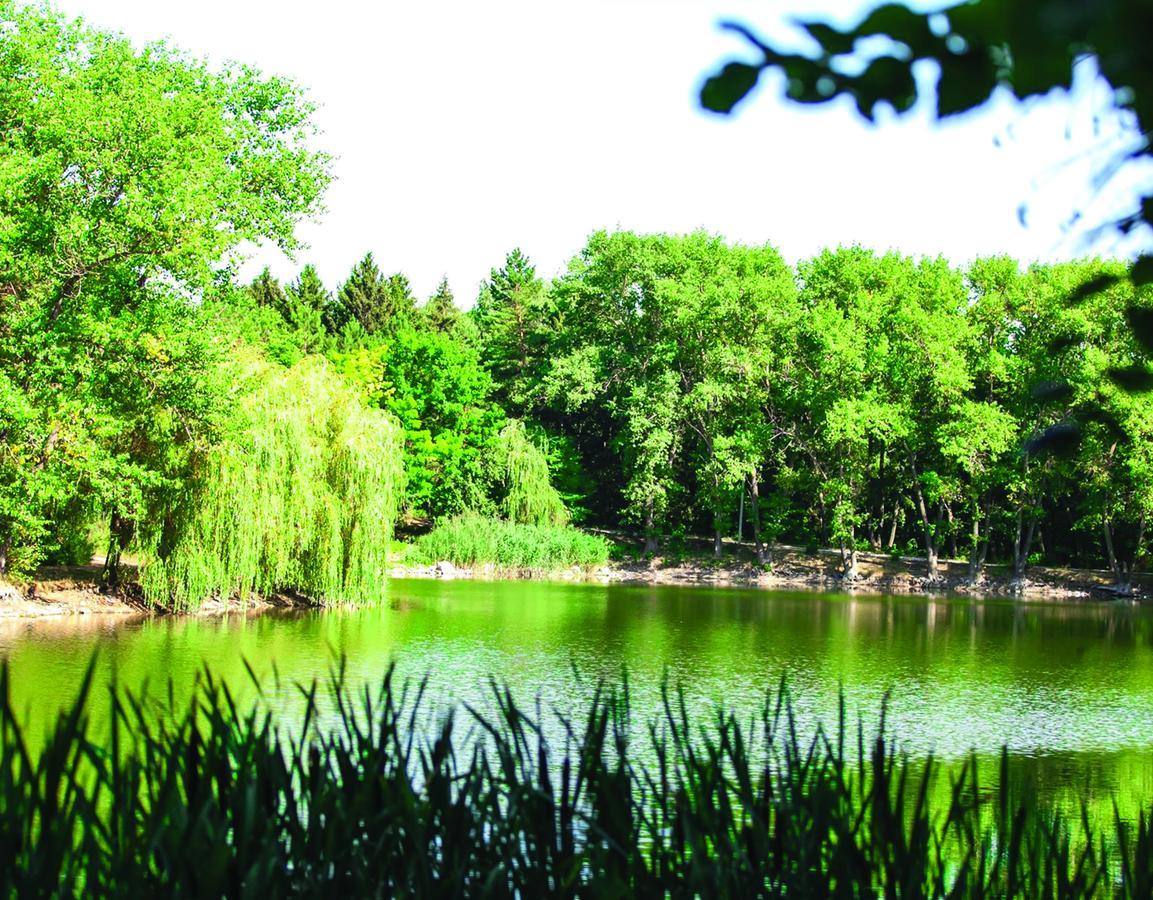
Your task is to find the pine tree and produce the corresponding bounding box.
[332,254,416,337]
[334,253,389,335]
[248,267,288,316]
[475,248,552,412]
[284,265,329,352]
[421,276,460,333]
[384,272,417,333]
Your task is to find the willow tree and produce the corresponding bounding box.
[138,359,404,609]
[495,421,569,527]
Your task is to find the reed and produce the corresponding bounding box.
[1,661,1150,897]
[415,513,610,570]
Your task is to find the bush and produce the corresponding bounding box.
[414,513,610,570]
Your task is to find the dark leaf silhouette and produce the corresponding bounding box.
[1125,305,1153,354]
[700,62,761,114]
[1066,273,1121,305]
[1132,255,1153,287]
[1046,334,1081,354]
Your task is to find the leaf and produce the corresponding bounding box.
[1081,406,1129,444]
[1106,364,1153,392]
[852,56,916,119]
[1024,421,1080,456]
[1030,379,1073,403]
[937,50,998,118]
[853,3,937,53]
[700,62,762,114]
[1131,255,1153,287]
[1065,273,1120,305]
[799,21,856,56]
[1125,305,1153,354]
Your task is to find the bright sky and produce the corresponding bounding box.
[56,0,1153,305]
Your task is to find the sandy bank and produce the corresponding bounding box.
[2,546,1146,620]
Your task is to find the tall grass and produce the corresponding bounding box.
[415,512,610,570]
[2,661,1151,897]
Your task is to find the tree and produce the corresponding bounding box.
[248,268,288,312]
[475,249,555,414]
[337,328,505,520]
[700,0,1153,320]
[330,253,385,335]
[138,358,405,608]
[421,277,461,334]
[282,265,329,353]
[0,2,329,578]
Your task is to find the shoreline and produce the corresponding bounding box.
[4,545,1146,620]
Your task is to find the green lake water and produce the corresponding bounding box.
[3,579,1153,820]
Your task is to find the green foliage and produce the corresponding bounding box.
[415,513,608,570]
[2,662,1150,896]
[336,328,504,520]
[138,358,404,609]
[420,276,461,334]
[494,420,569,527]
[0,2,329,578]
[328,253,416,336]
[281,264,330,353]
[475,248,555,413]
[701,0,1153,342]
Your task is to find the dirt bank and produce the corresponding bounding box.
[3,546,1145,619]
[0,566,318,619]
[391,543,1148,602]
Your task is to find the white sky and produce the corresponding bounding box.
[56,0,1153,305]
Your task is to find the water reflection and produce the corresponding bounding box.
[2,581,1152,819]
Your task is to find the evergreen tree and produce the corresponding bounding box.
[333,253,389,335]
[421,277,460,333]
[475,248,553,413]
[385,272,417,333]
[248,267,288,315]
[283,265,329,352]
[331,254,416,337]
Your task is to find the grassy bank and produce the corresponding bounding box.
[411,513,611,571]
[2,663,1151,896]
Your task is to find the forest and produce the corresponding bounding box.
[2,2,1153,609]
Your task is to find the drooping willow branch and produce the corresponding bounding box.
[138,357,405,609]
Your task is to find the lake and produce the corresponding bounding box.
[3,579,1152,820]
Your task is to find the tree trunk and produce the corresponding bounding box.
[1012,506,1037,581]
[643,501,659,554]
[885,514,899,551]
[839,526,858,581]
[748,472,768,565]
[945,503,958,560]
[911,472,940,582]
[713,509,723,559]
[101,509,134,593]
[1102,514,1123,588]
[0,539,9,578]
[967,499,991,584]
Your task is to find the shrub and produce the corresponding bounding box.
[414,513,609,570]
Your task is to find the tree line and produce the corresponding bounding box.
[244,233,1152,588]
[2,2,1151,605]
